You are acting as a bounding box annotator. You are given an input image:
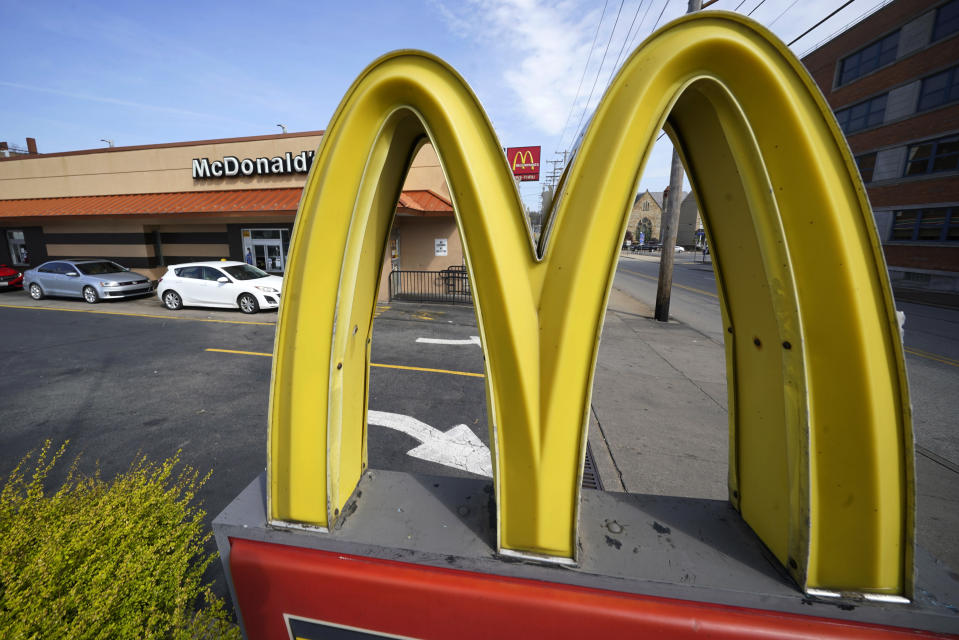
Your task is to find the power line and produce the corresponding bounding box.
[650,0,669,32]
[610,0,650,79]
[797,0,892,56]
[734,0,748,12]
[767,0,800,28]
[557,0,610,153]
[788,0,856,46]
[625,0,657,57]
[568,0,627,151]
[747,0,767,17]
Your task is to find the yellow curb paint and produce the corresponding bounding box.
[0,303,275,326]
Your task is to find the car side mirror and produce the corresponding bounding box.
[66,271,79,277]
[217,276,230,284]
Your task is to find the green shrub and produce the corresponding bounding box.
[0,441,240,639]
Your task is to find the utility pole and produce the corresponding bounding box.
[654,0,702,322]
[546,150,568,192]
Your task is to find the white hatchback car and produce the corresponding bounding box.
[157,261,282,314]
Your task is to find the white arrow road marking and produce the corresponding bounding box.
[367,410,492,477]
[415,336,482,346]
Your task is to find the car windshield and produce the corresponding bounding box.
[222,264,270,280]
[76,261,126,275]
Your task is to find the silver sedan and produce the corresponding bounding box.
[23,260,153,304]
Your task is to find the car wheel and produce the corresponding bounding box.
[238,293,259,314]
[162,290,183,310]
[29,283,44,300]
[82,286,99,304]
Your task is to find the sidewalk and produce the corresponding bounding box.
[588,286,728,500]
[618,248,713,266]
[587,279,959,581]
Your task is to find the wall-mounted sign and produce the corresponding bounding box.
[434,238,448,256]
[505,146,540,181]
[192,151,316,179]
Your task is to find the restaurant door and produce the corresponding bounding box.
[241,228,289,273]
[253,239,284,272]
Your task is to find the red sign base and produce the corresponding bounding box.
[231,538,937,640]
[215,472,958,639]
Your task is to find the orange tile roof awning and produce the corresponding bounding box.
[0,187,454,219]
[0,188,305,218]
[396,189,454,216]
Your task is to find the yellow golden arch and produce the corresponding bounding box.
[267,12,913,596]
[510,149,534,171]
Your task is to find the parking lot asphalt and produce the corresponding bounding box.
[0,288,490,608]
[0,287,490,504]
[0,289,276,513]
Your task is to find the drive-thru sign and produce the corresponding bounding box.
[214,12,957,639]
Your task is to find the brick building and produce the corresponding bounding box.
[802,0,959,305]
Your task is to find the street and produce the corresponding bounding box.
[612,252,959,571]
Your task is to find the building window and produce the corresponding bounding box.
[6,230,28,266]
[855,152,877,182]
[933,0,959,42]
[904,134,959,176]
[637,217,653,244]
[838,30,900,85]
[918,65,959,111]
[642,200,650,211]
[890,207,958,242]
[834,94,887,134]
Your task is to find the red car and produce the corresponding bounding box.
[0,264,24,290]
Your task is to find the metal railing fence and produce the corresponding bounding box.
[388,266,473,304]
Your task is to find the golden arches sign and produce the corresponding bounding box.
[510,149,535,170]
[267,13,913,596]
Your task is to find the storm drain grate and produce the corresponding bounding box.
[582,442,604,491]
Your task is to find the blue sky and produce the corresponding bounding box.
[2,0,889,210]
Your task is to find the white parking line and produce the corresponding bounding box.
[416,336,481,346]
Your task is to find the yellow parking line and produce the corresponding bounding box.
[904,347,959,368]
[629,271,719,298]
[371,362,485,378]
[204,348,485,378]
[0,303,275,326]
[206,348,273,357]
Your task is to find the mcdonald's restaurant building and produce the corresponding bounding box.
[0,132,463,302]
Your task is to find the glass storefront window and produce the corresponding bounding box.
[6,230,28,266]
[242,228,290,273]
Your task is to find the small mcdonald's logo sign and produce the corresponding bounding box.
[506,146,540,181]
